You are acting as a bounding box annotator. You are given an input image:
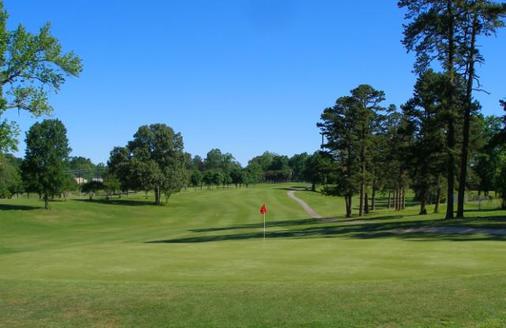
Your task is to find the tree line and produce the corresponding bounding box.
[0,118,333,207]
[318,0,506,218]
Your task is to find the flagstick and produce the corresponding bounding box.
[263,213,266,240]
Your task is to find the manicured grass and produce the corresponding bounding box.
[1,184,506,327]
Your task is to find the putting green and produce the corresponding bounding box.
[1,184,505,327]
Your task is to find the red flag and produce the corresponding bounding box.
[259,203,267,215]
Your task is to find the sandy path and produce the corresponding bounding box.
[287,190,322,219]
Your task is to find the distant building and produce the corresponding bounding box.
[75,177,88,185]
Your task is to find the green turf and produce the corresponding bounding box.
[1,184,506,327]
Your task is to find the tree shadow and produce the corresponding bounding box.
[74,198,156,207]
[190,217,338,232]
[0,204,41,211]
[274,186,311,191]
[462,208,503,213]
[190,214,406,233]
[147,214,506,244]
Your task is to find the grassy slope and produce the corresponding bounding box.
[1,184,506,327]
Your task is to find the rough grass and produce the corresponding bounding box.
[1,184,505,327]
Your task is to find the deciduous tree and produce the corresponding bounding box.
[21,119,71,209]
[0,1,81,152]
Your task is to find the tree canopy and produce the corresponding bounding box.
[21,119,71,209]
[108,124,187,205]
[0,1,82,153]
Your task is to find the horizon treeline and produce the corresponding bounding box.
[0,124,331,206]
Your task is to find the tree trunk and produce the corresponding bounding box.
[359,127,366,216]
[457,13,478,219]
[402,188,406,209]
[359,182,364,216]
[345,195,352,218]
[311,182,316,192]
[397,188,401,211]
[154,186,161,205]
[419,190,427,215]
[387,191,391,209]
[364,192,369,214]
[44,194,49,209]
[446,150,455,220]
[445,0,456,220]
[371,186,376,211]
[434,176,441,213]
[420,198,427,215]
[393,189,397,211]
[434,189,441,214]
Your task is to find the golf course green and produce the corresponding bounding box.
[1,184,506,327]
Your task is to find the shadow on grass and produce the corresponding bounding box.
[0,204,41,211]
[274,186,312,192]
[190,215,405,233]
[147,214,506,244]
[459,208,503,213]
[74,198,156,207]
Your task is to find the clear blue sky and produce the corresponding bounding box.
[4,0,505,165]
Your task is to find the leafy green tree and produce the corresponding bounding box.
[242,162,261,185]
[161,156,188,201]
[21,119,71,209]
[190,170,203,189]
[201,149,241,188]
[498,164,506,209]
[289,153,309,182]
[202,170,215,188]
[202,170,223,188]
[248,152,275,178]
[108,124,187,205]
[350,84,387,216]
[191,155,205,171]
[81,180,104,200]
[456,0,505,218]
[402,70,448,214]
[95,163,107,180]
[242,168,257,187]
[204,149,224,170]
[494,99,506,208]
[318,96,361,217]
[212,171,224,187]
[368,105,399,211]
[62,174,78,198]
[398,0,505,218]
[303,151,332,192]
[103,174,121,199]
[222,172,233,187]
[230,167,244,187]
[399,0,462,219]
[265,155,291,183]
[69,156,96,182]
[246,152,291,183]
[0,1,82,152]
[471,115,503,195]
[107,147,132,192]
[0,153,22,198]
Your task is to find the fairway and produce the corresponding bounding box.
[1,184,506,327]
